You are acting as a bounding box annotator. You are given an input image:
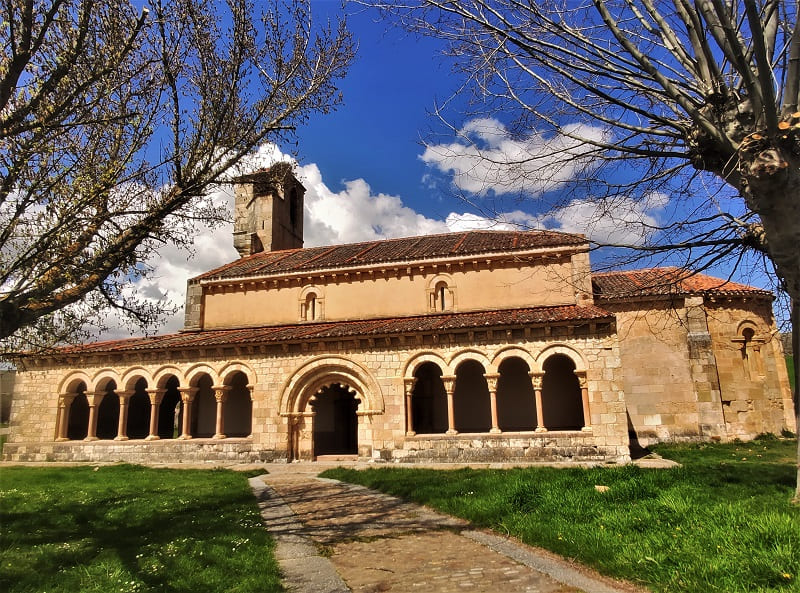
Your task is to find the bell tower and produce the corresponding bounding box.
[232,162,305,257]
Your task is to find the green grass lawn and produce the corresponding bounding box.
[323,436,800,593]
[0,465,282,593]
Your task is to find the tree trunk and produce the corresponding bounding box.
[739,138,800,504]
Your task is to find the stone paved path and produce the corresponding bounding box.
[251,463,647,593]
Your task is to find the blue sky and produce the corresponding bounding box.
[295,3,457,217]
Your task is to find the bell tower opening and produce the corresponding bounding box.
[232,162,305,257]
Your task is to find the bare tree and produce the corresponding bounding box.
[0,0,353,352]
[368,0,800,500]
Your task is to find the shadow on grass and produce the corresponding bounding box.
[1,465,282,593]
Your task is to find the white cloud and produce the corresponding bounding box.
[536,193,667,245]
[299,164,448,246]
[420,118,610,197]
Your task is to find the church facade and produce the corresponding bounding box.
[3,167,795,464]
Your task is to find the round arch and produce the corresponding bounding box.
[736,319,762,336]
[219,361,256,385]
[535,344,587,373]
[58,371,92,395]
[90,369,121,392]
[402,351,449,379]
[121,367,152,392]
[153,366,185,388]
[449,349,492,372]
[185,364,220,387]
[492,346,535,370]
[280,356,384,415]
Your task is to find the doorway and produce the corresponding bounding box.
[311,383,359,457]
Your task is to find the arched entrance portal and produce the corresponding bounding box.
[311,384,360,457]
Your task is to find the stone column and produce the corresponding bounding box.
[403,378,417,436]
[442,375,457,435]
[575,371,591,431]
[146,389,165,440]
[213,386,230,439]
[56,394,75,441]
[484,373,501,433]
[178,387,198,439]
[85,392,100,441]
[115,391,133,441]
[530,372,547,432]
[245,384,255,438]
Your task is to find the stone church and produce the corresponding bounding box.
[3,165,795,463]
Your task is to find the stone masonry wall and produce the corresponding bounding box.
[604,296,794,446]
[4,328,630,463]
[704,300,796,437]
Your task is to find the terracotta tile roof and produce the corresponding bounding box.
[195,230,586,281]
[592,268,773,300]
[51,304,613,356]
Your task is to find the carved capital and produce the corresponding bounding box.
[58,393,76,408]
[117,390,134,403]
[441,375,456,393]
[403,377,418,397]
[213,386,230,403]
[178,387,199,403]
[146,388,166,405]
[528,372,544,390]
[483,373,499,392]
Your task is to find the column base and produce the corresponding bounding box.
[406,431,416,437]
[445,429,458,435]
[213,433,226,439]
[145,435,161,441]
[581,426,593,432]
[534,427,548,433]
[84,436,99,441]
[489,428,502,434]
[178,434,193,440]
[113,436,129,441]
[55,437,69,442]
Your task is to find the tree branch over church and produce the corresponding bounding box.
[368,0,800,499]
[0,0,354,351]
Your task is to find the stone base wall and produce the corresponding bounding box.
[2,438,281,464]
[392,431,628,463]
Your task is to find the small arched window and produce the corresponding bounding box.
[305,292,317,321]
[736,323,764,380]
[435,282,447,311]
[299,286,324,321]
[428,277,455,312]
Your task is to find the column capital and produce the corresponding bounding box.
[483,373,499,392]
[178,387,199,402]
[117,390,134,400]
[441,375,456,392]
[212,385,231,403]
[403,377,418,396]
[146,388,166,405]
[529,372,544,390]
[58,393,76,406]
